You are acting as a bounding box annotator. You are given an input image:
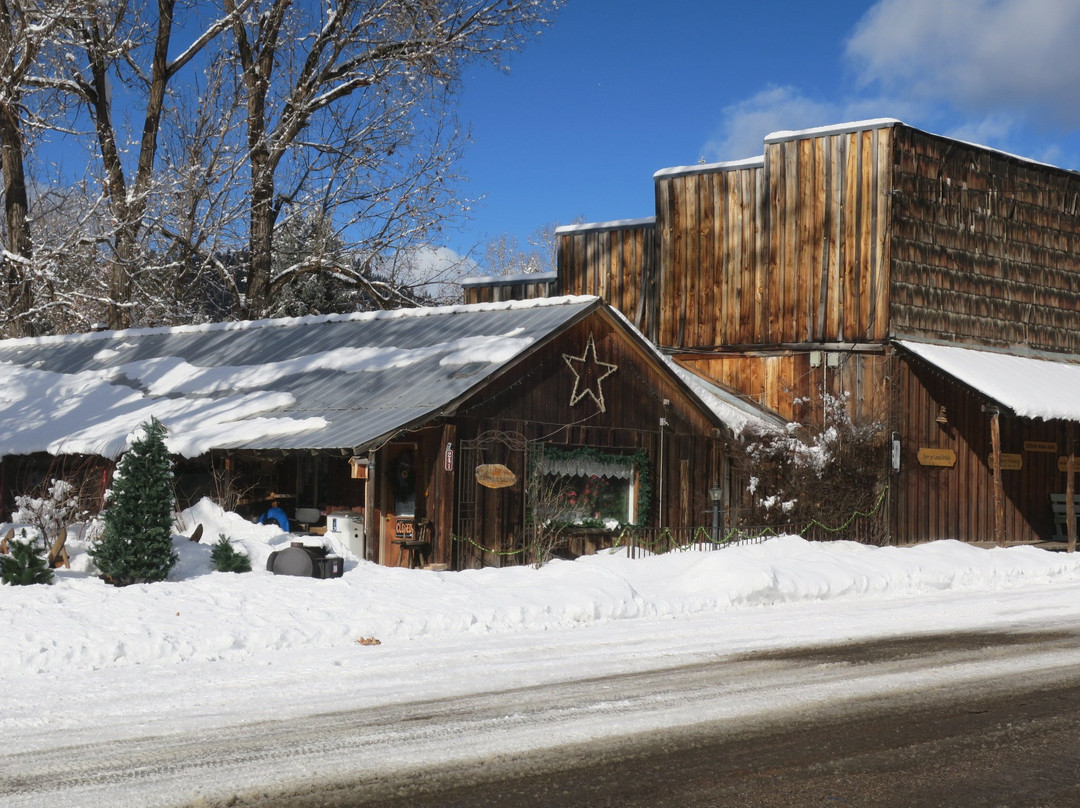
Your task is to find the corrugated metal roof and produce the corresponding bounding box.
[0,297,598,457]
[897,339,1080,423]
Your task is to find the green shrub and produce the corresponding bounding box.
[1,531,54,586]
[211,535,252,573]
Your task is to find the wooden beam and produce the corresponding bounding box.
[990,409,1005,546]
[1068,422,1076,554]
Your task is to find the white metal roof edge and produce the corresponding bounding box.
[554,217,656,235]
[0,295,601,350]
[895,339,1080,422]
[653,156,765,180]
[764,118,903,144]
[460,271,558,287]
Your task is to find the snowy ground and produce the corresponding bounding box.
[6,499,1080,805]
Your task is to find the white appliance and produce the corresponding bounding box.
[325,511,365,559]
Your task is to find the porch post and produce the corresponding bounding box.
[990,408,1005,546]
[364,450,376,563]
[1068,422,1076,554]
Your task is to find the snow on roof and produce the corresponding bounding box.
[460,271,558,287]
[592,304,781,435]
[763,118,903,144]
[898,340,1080,422]
[554,217,655,235]
[0,297,599,458]
[653,156,765,180]
[667,364,787,435]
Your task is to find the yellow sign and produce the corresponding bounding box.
[917,448,956,467]
[475,463,518,489]
[1024,441,1058,453]
[988,453,1023,471]
[1059,456,1079,473]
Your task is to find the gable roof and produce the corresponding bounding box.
[0,296,758,459]
[0,297,600,458]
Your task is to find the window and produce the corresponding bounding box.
[538,448,649,528]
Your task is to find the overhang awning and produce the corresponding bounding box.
[897,340,1080,422]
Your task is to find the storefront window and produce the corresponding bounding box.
[538,448,648,528]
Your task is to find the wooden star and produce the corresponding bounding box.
[563,333,618,412]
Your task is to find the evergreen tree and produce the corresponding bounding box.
[90,418,177,586]
[211,534,251,573]
[0,531,54,586]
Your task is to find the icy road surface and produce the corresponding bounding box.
[5,587,1080,808]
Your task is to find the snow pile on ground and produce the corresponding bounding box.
[4,497,1080,679]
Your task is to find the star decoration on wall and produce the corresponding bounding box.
[563,333,618,412]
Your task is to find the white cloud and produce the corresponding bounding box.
[846,0,1080,127]
[384,246,478,302]
[703,86,839,161]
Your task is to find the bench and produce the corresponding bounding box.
[1050,493,1080,540]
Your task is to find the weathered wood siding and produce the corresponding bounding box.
[557,221,659,342]
[462,273,557,305]
[888,125,1080,353]
[675,350,891,426]
[893,354,1071,543]
[453,310,724,556]
[762,125,893,346]
[654,161,768,348]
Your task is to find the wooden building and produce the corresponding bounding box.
[469,119,1080,545]
[0,297,756,568]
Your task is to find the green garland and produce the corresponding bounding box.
[541,445,652,527]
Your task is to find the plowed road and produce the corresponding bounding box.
[4,629,1080,807]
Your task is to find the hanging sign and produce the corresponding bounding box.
[1024,441,1058,453]
[475,464,517,489]
[988,452,1023,471]
[917,448,956,467]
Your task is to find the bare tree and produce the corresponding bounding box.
[0,0,71,336]
[475,219,579,280]
[37,0,248,329]
[222,0,563,318]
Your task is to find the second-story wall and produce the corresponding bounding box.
[557,218,658,341]
[556,119,1080,357]
[888,125,1080,354]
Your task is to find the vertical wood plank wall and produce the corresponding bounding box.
[889,126,1080,354]
[761,126,892,346]
[654,162,768,348]
[557,223,659,342]
[453,313,722,545]
[675,351,891,426]
[895,357,1067,543]
[462,275,557,305]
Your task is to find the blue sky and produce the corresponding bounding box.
[447,0,1080,268]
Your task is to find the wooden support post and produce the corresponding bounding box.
[1068,422,1076,554]
[990,409,1005,547]
[364,450,377,563]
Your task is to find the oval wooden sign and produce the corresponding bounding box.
[475,464,517,489]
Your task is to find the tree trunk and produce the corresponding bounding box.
[0,102,33,337]
[245,154,276,317]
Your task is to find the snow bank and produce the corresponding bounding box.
[4,499,1080,679]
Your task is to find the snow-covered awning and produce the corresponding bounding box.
[897,340,1080,422]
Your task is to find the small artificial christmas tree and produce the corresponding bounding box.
[0,530,54,586]
[90,417,177,586]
